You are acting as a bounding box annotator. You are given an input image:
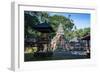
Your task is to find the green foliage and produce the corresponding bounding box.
[49,15,74,38]
[24,11,75,39]
[74,27,90,38]
[24,11,50,38]
[64,27,90,41]
[24,11,90,41]
[65,30,75,40]
[24,11,39,38]
[49,15,74,32]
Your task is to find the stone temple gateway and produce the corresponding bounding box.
[51,23,68,51]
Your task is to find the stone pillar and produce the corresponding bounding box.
[43,44,47,52]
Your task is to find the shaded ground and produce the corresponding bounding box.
[24,50,90,62]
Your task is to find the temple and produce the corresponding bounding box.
[51,23,67,51]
